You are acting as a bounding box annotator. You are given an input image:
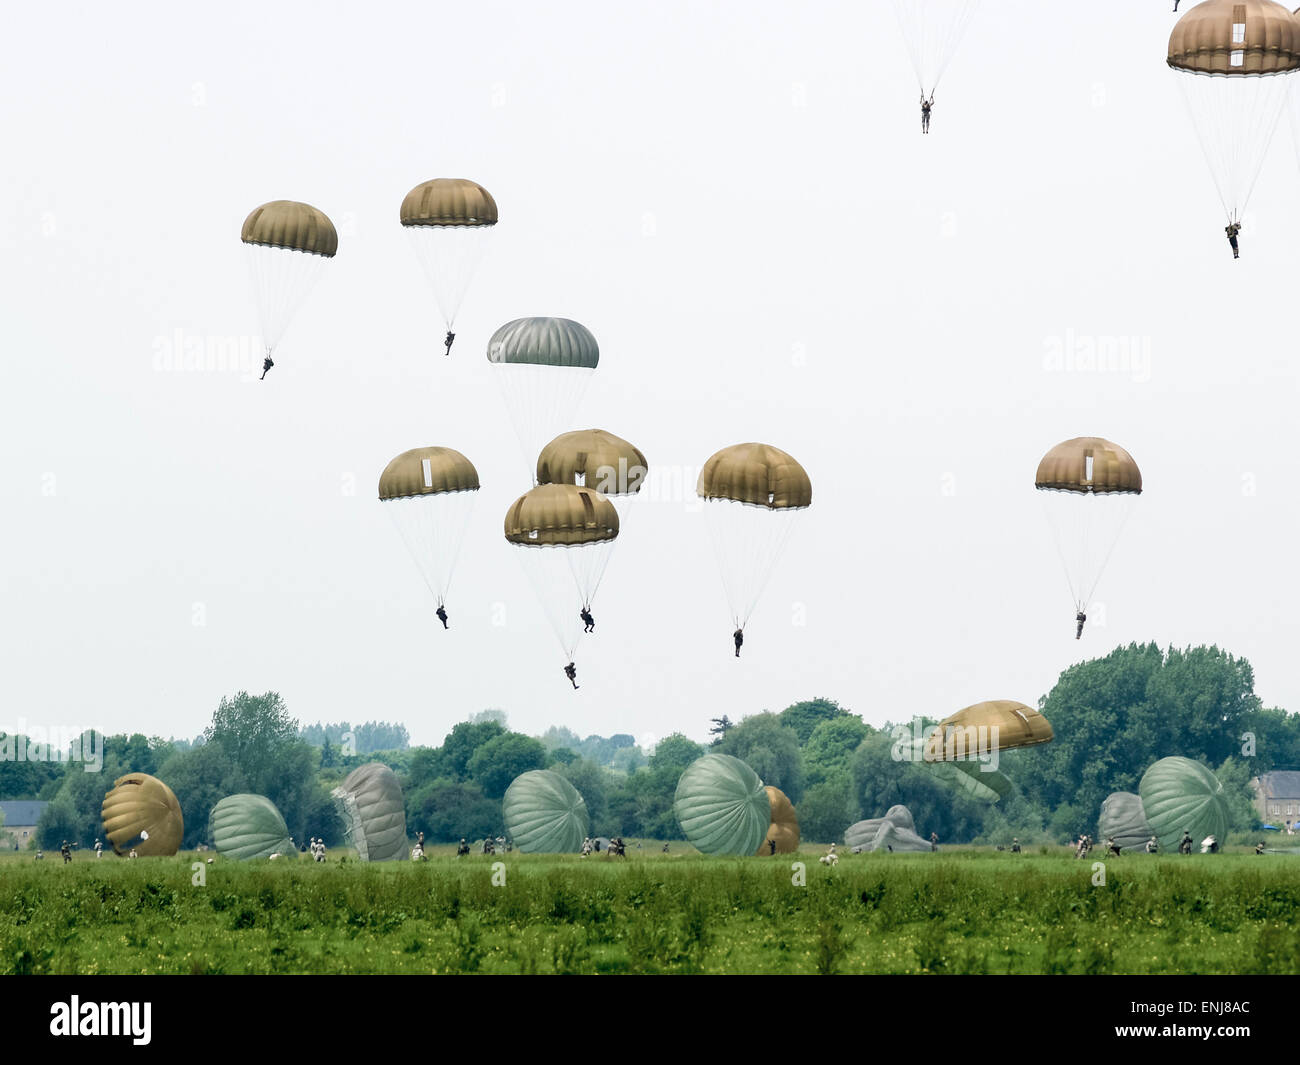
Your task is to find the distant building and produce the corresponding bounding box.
[0,800,49,848]
[1249,771,1300,827]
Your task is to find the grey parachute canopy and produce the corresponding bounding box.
[210,794,295,861]
[331,763,407,861]
[1098,792,1155,852]
[674,754,771,856]
[846,805,934,853]
[502,769,589,853]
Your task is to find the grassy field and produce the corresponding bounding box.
[2,845,1298,974]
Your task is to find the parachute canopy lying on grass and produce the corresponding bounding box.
[332,763,407,862]
[1139,757,1229,853]
[537,430,648,498]
[210,794,294,861]
[757,786,800,855]
[502,770,589,853]
[101,774,183,857]
[1099,792,1154,853]
[846,805,934,853]
[924,700,1054,761]
[674,754,771,856]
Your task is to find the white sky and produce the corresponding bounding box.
[3,1,1298,751]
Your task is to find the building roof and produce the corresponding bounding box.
[0,800,48,826]
[1252,771,1300,800]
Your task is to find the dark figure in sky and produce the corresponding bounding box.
[1179,830,1193,855]
[920,94,934,134]
[1173,1,1180,10]
[1226,222,1241,259]
[1075,610,1086,640]
[580,607,595,633]
[260,356,274,380]
[436,605,449,629]
[564,661,579,690]
[734,628,744,657]
[444,330,455,356]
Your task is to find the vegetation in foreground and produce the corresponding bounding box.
[3,848,1298,975]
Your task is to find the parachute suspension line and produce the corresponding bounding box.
[384,491,478,611]
[1078,497,1134,611]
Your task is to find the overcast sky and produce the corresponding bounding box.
[4,1,1298,752]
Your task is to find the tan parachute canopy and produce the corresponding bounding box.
[400,178,498,227]
[757,786,800,854]
[378,447,480,500]
[924,701,1055,762]
[536,430,648,495]
[241,201,339,257]
[1035,437,1142,495]
[504,483,619,546]
[1168,0,1300,74]
[101,773,184,856]
[697,443,812,509]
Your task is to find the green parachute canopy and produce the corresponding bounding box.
[210,794,295,861]
[1139,757,1229,853]
[1098,791,1154,853]
[502,770,588,853]
[674,754,771,856]
[331,763,407,861]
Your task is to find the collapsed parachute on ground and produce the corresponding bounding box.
[101,773,183,857]
[925,700,1054,761]
[400,178,497,346]
[697,443,811,636]
[892,0,982,99]
[332,763,407,861]
[1036,437,1141,624]
[846,805,935,853]
[1099,791,1155,852]
[537,429,648,501]
[241,200,337,367]
[488,317,600,477]
[502,770,589,853]
[674,754,771,855]
[379,446,480,611]
[757,786,800,854]
[504,483,619,659]
[1139,757,1229,853]
[210,794,295,861]
[1168,0,1300,225]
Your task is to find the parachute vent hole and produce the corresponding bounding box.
[1084,455,1094,483]
[768,492,775,504]
[422,459,433,488]
[528,529,538,540]
[1231,49,1244,66]
[575,472,586,487]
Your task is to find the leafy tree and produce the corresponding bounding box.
[804,716,873,788]
[205,692,299,795]
[539,725,582,751]
[406,780,500,842]
[708,716,733,744]
[548,747,578,766]
[780,698,853,746]
[466,732,548,799]
[797,779,856,844]
[440,721,506,781]
[470,709,508,727]
[649,734,704,774]
[37,800,84,850]
[1215,756,1259,832]
[559,759,610,834]
[716,713,805,802]
[157,743,247,849]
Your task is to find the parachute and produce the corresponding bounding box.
[400,178,497,346]
[504,484,619,659]
[379,446,480,610]
[502,770,589,853]
[536,429,648,501]
[1168,1,1300,224]
[757,786,800,854]
[846,806,935,852]
[697,443,811,635]
[1035,437,1141,622]
[892,0,982,98]
[241,200,337,366]
[1139,757,1229,853]
[1099,791,1155,853]
[210,794,295,861]
[925,700,1054,761]
[100,773,183,857]
[487,318,600,478]
[674,754,771,856]
[331,763,407,861]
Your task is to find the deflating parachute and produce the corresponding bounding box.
[757,786,800,854]
[101,773,184,857]
[400,178,497,351]
[1099,791,1155,853]
[504,484,619,660]
[487,318,600,478]
[674,754,771,856]
[210,794,295,861]
[502,770,589,853]
[892,0,982,98]
[379,447,480,612]
[697,443,811,641]
[1035,437,1141,632]
[925,700,1054,761]
[1139,756,1229,853]
[332,763,407,862]
[1168,1,1300,225]
[241,200,338,370]
[845,804,917,850]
